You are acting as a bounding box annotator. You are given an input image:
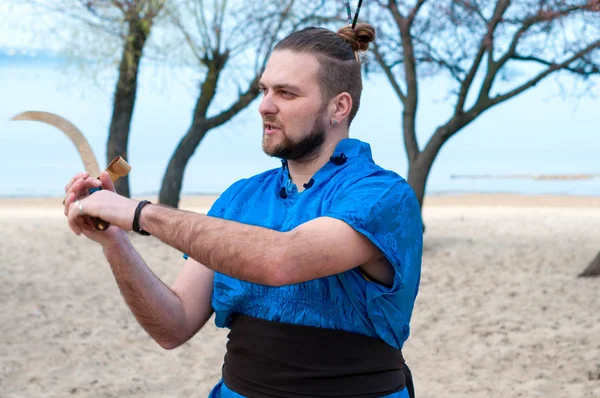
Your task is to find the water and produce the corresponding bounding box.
[0,50,598,198]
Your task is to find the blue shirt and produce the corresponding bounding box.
[200,138,423,398]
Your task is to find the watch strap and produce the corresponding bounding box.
[132,200,152,236]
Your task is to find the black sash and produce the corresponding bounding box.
[221,315,414,398]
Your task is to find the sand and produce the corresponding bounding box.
[1,194,599,397]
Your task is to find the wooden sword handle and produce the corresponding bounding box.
[90,156,132,231]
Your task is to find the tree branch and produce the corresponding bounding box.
[201,0,318,130]
[372,41,406,103]
[386,0,406,28]
[502,3,597,26]
[490,40,600,107]
[388,0,423,160]
[241,0,297,75]
[418,2,600,178]
[48,1,121,35]
[407,0,427,26]
[512,53,600,76]
[387,0,422,160]
[495,22,529,68]
[455,0,511,115]
[430,56,465,84]
[192,52,229,121]
[213,0,227,53]
[144,0,166,20]
[108,0,127,14]
[171,15,206,65]
[195,0,214,52]
[412,36,466,84]
[206,75,261,129]
[452,0,489,24]
[497,3,597,69]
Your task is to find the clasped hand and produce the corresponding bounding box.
[63,171,138,245]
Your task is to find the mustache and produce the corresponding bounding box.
[262,116,283,129]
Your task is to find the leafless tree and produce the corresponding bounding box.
[157,0,340,207]
[365,0,600,210]
[580,251,600,277]
[364,0,600,276]
[30,0,166,197]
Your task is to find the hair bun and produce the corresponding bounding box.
[337,23,376,53]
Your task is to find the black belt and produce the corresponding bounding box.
[221,315,415,398]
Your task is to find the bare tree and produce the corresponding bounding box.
[365,0,600,210]
[157,0,339,207]
[579,251,600,277]
[32,0,166,197]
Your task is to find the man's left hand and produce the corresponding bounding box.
[64,177,138,236]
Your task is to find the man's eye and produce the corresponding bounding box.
[281,90,295,98]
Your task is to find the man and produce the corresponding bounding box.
[64,23,423,398]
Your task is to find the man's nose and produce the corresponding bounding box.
[259,94,277,116]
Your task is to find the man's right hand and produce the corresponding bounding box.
[63,172,215,350]
[63,171,128,247]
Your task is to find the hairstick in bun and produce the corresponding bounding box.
[351,0,363,29]
[344,1,352,25]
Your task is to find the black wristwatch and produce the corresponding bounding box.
[132,200,152,236]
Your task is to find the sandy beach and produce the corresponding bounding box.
[1,193,599,398]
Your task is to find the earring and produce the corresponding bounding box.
[331,119,338,126]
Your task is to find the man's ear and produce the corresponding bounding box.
[330,92,352,124]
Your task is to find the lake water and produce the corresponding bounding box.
[0,50,598,198]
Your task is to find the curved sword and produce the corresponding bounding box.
[10,111,101,178]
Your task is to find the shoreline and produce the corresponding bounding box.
[2,192,600,209]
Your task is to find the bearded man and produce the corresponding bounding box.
[64,22,423,398]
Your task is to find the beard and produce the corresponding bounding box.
[262,104,327,162]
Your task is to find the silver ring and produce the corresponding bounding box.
[76,200,83,216]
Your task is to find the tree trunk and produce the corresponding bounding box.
[158,123,209,208]
[157,52,228,208]
[408,113,471,210]
[107,18,149,197]
[407,152,436,212]
[579,251,600,278]
[407,156,434,234]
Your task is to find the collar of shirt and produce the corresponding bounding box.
[278,138,373,198]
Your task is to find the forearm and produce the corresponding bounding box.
[139,204,288,286]
[102,235,187,348]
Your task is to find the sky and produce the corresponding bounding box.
[0,2,598,197]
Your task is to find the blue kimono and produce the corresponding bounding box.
[200,138,423,398]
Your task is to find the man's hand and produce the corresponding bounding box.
[63,171,131,246]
